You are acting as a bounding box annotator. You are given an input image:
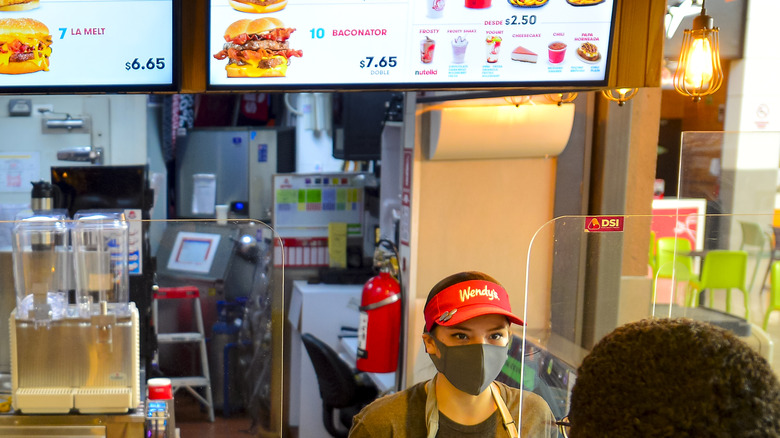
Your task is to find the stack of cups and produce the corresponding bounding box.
[146,378,176,438]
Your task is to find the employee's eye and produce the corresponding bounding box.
[452,332,469,341]
[489,332,506,341]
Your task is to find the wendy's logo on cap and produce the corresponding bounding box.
[438,309,457,323]
[459,285,500,302]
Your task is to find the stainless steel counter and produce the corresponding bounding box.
[0,408,145,438]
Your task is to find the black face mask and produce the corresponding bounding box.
[428,336,509,396]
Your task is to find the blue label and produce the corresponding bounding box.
[258,144,268,162]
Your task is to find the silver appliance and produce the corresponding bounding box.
[10,211,140,414]
[176,127,295,220]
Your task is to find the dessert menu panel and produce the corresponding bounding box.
[0,0,175,91]
[208,0,615,89]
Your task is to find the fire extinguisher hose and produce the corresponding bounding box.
[376,239,405,393]
[359,293,400,311]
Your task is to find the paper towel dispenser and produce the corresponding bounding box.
[424,100,575,160]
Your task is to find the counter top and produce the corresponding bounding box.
[0,405,146,438]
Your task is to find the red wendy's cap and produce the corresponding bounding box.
[423,279,523,332]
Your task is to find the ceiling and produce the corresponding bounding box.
[664,0,747,60]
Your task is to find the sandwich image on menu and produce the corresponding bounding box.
[0,0,39,11]
[213,18,302,78]
[0,18,51,74]
[229,0,287,13]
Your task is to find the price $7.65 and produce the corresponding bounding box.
[359,56,397,69]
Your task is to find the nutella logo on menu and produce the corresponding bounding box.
[459,286,500,302]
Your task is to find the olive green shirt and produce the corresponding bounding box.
[349,380,557,437]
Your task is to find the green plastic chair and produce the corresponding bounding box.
[762,261,780,330]
[653,237,695,304]
[687,250,750,319]
[739,221,771,294]
[759,227,780,294]
[648,230,657,276]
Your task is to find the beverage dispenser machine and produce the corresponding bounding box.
[10,211,140,414]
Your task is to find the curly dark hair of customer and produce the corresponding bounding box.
[568,318,780,438]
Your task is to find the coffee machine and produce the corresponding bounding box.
[10,211,140,414]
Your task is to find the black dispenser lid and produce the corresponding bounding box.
[31,180,54,198]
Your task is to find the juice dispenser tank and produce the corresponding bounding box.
[11,213,70,325]
[71,211,131,316]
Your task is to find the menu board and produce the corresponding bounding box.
[0,0,176,92]
[208,0,615,90]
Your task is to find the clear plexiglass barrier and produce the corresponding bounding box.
[521,212,779,424]
[516,130,780,425]
[0,217,284,435]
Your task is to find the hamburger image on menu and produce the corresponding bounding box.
[229,0,287,13]
[213,18,302,77]
[0,18,51,74]
[0,0,39,11]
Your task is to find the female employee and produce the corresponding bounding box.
[349,271,556,437]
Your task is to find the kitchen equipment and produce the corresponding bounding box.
[30,180,58,211]
[51,165,155,371]
[176,127,295,220]
[10,211,140,414]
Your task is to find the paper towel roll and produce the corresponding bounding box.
[426,103,575,160]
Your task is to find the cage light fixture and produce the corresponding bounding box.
[503,95,533,107]
[673,0,723,102]
[544,92,578,106]
[601,88,638,106]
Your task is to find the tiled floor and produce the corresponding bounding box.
[175,392,256,438]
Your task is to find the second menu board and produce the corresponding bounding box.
[208,0,616,89]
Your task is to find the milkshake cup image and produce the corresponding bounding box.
[452,36,468,64]
[486,36,501,63]
[548,41,567,64]
[427,0,445,18]
[421,37,435,63]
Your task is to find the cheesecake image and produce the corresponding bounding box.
[511,45,537,63]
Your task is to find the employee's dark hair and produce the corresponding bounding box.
[569,318,780,437]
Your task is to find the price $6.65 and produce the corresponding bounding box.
[125,58,166,71]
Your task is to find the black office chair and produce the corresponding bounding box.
[301,333,379,438]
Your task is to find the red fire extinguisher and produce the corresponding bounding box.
[357,271,401,373]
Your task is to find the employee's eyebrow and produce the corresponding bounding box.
[446,324,509,331]
[446,324,473,331]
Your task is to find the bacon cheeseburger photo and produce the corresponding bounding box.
[0,18,52,75]
[213,18,302,78]
[228,0,287,13]
[0,0,40,11]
